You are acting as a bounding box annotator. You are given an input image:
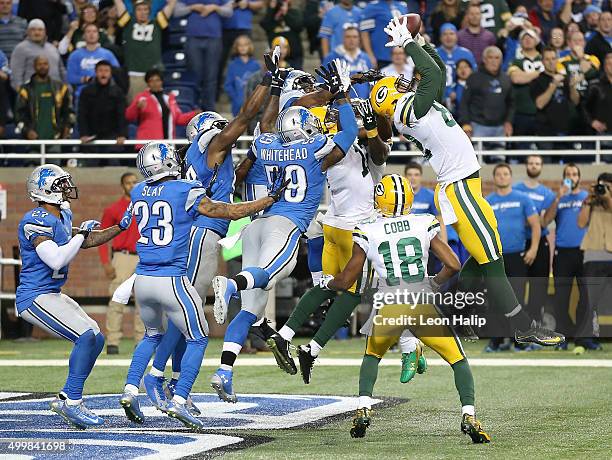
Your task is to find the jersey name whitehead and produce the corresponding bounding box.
[259,147,309,162]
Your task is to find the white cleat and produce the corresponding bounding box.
[212,276,230,324]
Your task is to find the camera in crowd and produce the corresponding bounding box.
[589,172,612,206]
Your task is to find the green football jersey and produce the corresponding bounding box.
[479,0,511,35]
[509,54,544,115]
[118,11,168,73]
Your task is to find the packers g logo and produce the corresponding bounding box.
[375,183,385,196]
[375,86,388,105]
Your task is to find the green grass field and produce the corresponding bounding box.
[1,338,611,459]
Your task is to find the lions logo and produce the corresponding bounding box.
[375,183,385,196]
[375,86,389,105]
[159,143,169,161]
[37,168,55,188]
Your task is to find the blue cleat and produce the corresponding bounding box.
[212,276,236,324]
[143,374,168,412]
[164,379,201,416]
[211,369,237,403]
[56,401,104,429]
[166,400,205,431]
[120,392,145,424]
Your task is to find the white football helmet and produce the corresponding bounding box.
[137,142,181,183]
[185,111,229,142]
[27,164,78,204]
[276,105,323,143]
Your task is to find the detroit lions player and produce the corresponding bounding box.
[140,50,289,413]
[119,142,288,430]
[209,60,359,403]
[17,164,131,429]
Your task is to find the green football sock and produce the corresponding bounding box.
[359,354,381,397]
[284,286,336,333]
[451,358,475,407]
[312,291,361,347]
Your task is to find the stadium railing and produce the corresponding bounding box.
[0,136,611,164]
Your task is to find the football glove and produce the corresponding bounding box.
[78,219,100,238]
[267,167,291,202]
[315,61,344,95]
[319,274,335,290]
[384,16,414,48]
[356,99,377,131]
[118,202,133,230]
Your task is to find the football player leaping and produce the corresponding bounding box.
[320,174,490,444]
[369,17,564,346]
[16,165,132,429]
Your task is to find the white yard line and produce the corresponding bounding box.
[0,358,610,367]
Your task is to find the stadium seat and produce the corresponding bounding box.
[168,17,188,32]
[168,32,188,49]
[162,50,188,70]
[164,70,197,88]
[168,86,197,109]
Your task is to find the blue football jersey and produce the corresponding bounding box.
[131,179,207,276]
[184,132,235,237]
[16,207,73,313]
[245,146,269,203]
[359,1,407,62]
[252,132,336,232]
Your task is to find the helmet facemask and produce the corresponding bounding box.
[294,74,316,93]
[51,175,79,201]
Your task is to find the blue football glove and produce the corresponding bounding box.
[78,219,100,238]
[267,167,291,202]
[118,202,134,230]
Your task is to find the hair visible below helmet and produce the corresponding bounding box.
[283,70,316,94]
[27,164,78,205]
[276,106,323,143]
[370,76,411,118]
[137,142,181,183]
[374,174,415,217]
[185,111,229,142]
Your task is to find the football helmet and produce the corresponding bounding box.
[374,174,414,217]
[370,76,412,118]
[27,164,78,204]
[137,142,181,183]
[276,106,323,143]
[309,105,338,134]
[282,70,316,94]
[185,111,229,142]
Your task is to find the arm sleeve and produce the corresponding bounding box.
[35,235,85,271]
[330,102,358,155]
[427,216,441,240]
[404,42,443,119]
[421,42,446,103]
[352,227,369,253]
[318,11,333,38]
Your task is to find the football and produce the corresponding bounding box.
[401,13,422,36]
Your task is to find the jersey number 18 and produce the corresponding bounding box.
[377,237,425,286]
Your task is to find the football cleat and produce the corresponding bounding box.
[211,369,237,403]
[461,414,491,444]
[297,345,316,384]
[164,378,178,400]
[56,401,104,429]
[350,408,372,438]
[266,333,298,375]
[167,400,205,431]
[143,374,168,412]
[515,321,565,347]
[49,395,64,414]
[417,354,427,374]
[164,379,201,416]
[212,276,236,324]
[120,392,145,424]
[400,351,418,383]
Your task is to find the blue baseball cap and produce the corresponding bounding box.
[583,5,602,15]
[440,23,457,34]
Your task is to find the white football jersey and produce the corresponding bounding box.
[393,93,480,184]
[323,141,386,230]
[353,213,440,289]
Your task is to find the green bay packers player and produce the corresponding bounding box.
[368,17,564,347]
[320,174,490,443]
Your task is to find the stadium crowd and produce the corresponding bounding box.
[0,0,610,161]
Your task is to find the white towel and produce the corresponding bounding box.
[218,224,249,249]
[436,183,458,226]
[112,273,136,304]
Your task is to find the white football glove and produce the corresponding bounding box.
[428,276,441,293]
[414,33,426,46]
[332,58,352,92]
[319,274,335,290]
[384,16,414,48]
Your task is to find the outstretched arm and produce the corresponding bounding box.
[33,235,85,271]
[293,88,334,108]
[198,195,274,220]
[322,95,359,171]
[327,244,367,291]
[80,226,124,249]
[260,92,279,133]
[404,42,443,119]
[420,42,446,103]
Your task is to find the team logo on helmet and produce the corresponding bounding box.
[375,183,385,196]
[37,168,55,188]
[159,143,169,161]
[375,86,389,105]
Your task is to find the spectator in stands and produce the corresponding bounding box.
[514,154,555,322]
[543,163,590,349]
[183,0,233,110]
[485,163,540,351]
[0,0,27,61]
[0,49,8,138]
[224,35,261,116]
[448,58,472,117]
[529,0,562,42]
[98,172,143,355]
[17,0,68,43]
[67,23,120,101]
[458,4,496,65]
[498,8,538,70]
[429,0,462,45]
[121,0,168,17]
[479,0,512,37]
[586,11,612,63]
[582,5,601,41]
[380,46,414,80]
[436,23,476,101]
[359,0,408,69]
[550,26,568,56]
[321,25,372,99]
[15,55,73,141]
[460,46,514,142]
[584,52,611,136]
[530,46,580,136]
[126,68,199,145]
[99,5,120,46]
[115,0,177,101]
[577,172,612,350]
[508,29,544,139]
[59,3,112,56]
[78,60,127,164]
[10,19,66,91]
[261,0,304,69]
[318,0,361,58]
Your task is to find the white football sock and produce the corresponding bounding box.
[308,340,322,357]
[399,334,417,354]
[172,372,180,380]
[173,395,186,405]
[149,367,164,377]
[358,396,373,409]
[65,397,83,406]
[462,405,475,416]
[219,364,233,371]
[278,325,295,341]
[124,384,139,396]
[311,271,322,286]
